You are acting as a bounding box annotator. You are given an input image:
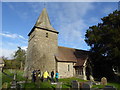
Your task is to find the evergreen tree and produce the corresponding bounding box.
[85,10,120,81]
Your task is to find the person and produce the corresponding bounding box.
[51,71,54,82]
[55,71,59,82]
[31,70,36,82]
[38,69,41,79]
[43,71,49,81]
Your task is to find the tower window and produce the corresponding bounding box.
[46,33,48,38]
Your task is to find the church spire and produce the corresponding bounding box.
[35,8,57,32]
[28,8,58,36]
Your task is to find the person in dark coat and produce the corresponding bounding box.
[32,70,36,82]
[51,71,54,82]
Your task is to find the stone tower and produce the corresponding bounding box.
[24,8,59,78]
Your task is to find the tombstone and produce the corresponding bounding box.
[56,82,62,90]
[81,83,90,90]
[11,73,17,88]
[71,80,79,90]
[104,85,117,90]
[85,81,94,88]
[2,82,8,88]
[11,80,17,88]
[101,77,107,85]
[90,75,94,82]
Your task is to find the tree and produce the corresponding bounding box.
[85,10,120,81]
[14,47,26,70]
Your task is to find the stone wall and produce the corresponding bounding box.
[24,28,58,78]
[57,62,76,78]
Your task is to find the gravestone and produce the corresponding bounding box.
[101,77,107,85]
[11,80,17,88]
[71,80,79,90]
[90,75,94,82]
[85,81,94,88]
[56,82,62,90]
[104,85,117,90]
[11,73,17,88]
[81,83,90,90]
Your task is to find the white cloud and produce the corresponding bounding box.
[0,48,15,59]
[0,33,17,38]
[54,3,94,50]
[0,45,28,59]
[0,32,28,40]
[21,46,28,51]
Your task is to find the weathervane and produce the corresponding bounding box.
[44,0,46,8]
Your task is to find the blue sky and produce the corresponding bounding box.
[1,2,118,58]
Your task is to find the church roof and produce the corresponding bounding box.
[55,46,89,66]
[28,8,58,36]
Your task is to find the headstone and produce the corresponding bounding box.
[85,81,94,88]
[11,80,17,88]
[56,82,62,90]
[90,75,94,82]
[104,85,117,90]
[71,80,79,90]
[101,77,107,85]
[81,83,90,90]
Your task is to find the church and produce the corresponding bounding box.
[24,8,91,80]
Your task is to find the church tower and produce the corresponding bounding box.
[24,8,59,78]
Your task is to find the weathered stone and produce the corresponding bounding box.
[104,85,117,90]
[71,80,79,89]
[101,77,107,85]
[81,83,90,90]
[56,82,62,89]
[24,8,58,79]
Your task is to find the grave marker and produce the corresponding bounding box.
[101,77,107,85]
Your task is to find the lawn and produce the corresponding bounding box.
[2,69,25,88]
[1,69,120,89]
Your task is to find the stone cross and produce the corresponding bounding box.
[101,77,107,85]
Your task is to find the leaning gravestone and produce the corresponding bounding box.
[71,80,79,90]
[101,77,107,85]
[81,83,90,90]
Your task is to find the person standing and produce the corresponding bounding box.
[55,71,59,82]
[43,71,49,81]
[31,70,36,82]
[51,71,54,82]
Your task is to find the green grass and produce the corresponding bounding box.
[2,69,25,88]
[2,69,25,83]
[92,82,120,90]
[2,69,120,89]
[108,82,120,90]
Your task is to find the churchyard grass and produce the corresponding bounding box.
[92,82,120,90]
[2,69,25,88]
[108,82,120,90]
[2,69,120,89]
